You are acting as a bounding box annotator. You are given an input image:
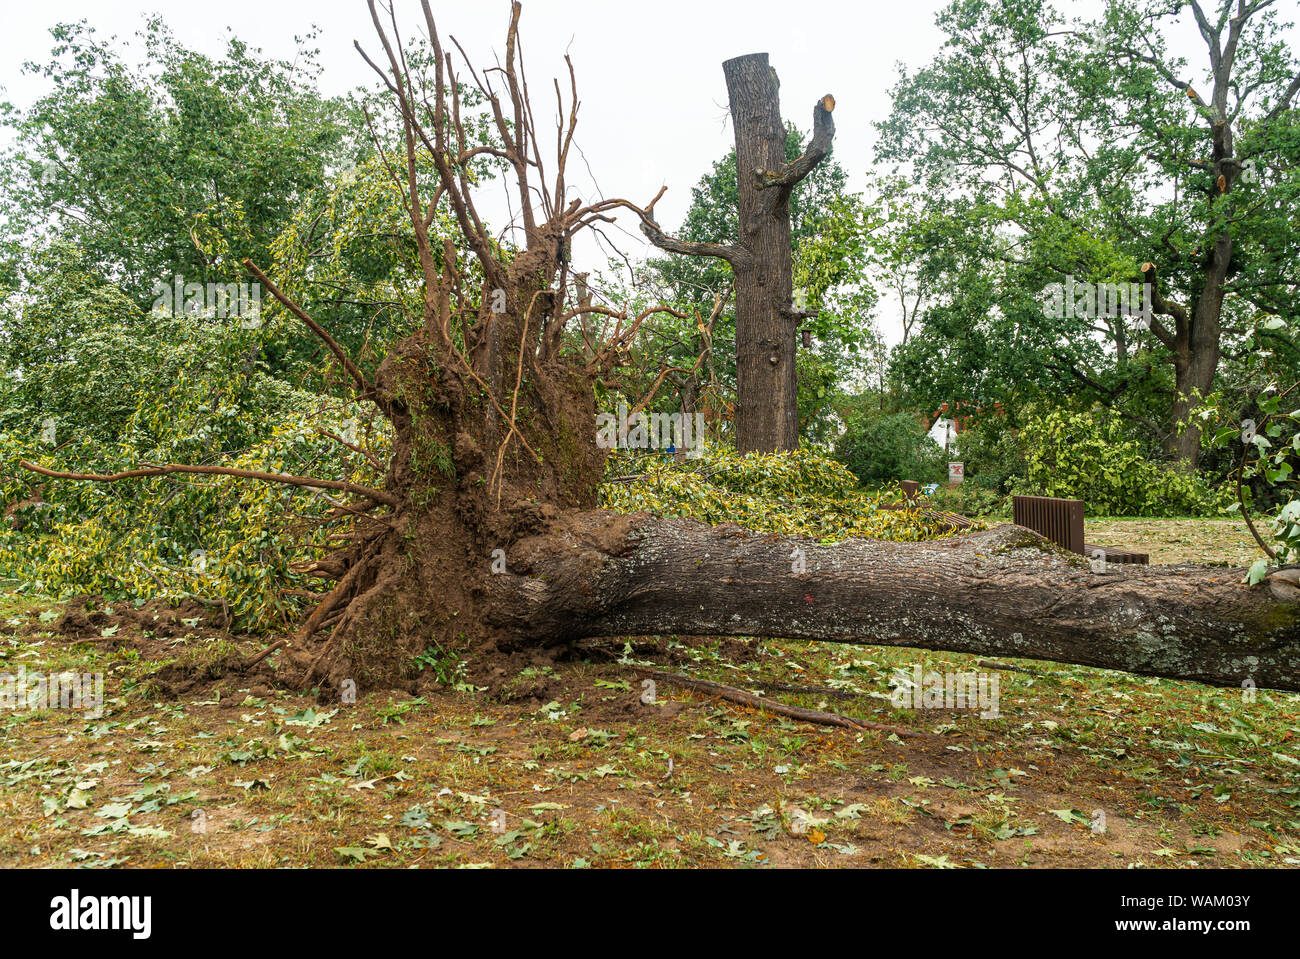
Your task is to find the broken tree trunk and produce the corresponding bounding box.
[724,55,835,453]
[487,516,1300,692]
[637,53,835,454]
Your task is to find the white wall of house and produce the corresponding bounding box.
[927,416,957,452]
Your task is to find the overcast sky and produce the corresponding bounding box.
[0,0,957,215]
[0,0,1285,344]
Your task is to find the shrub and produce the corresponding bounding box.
[832,410,948,487]
[953,415,1025,493]
[925,484,1010,519]
[1019,405,1231,517]
[599,445,970,543]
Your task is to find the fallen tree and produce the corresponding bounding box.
[488,515,1300,692]
[21,1,1300,696]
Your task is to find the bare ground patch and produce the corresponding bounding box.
[0,520,1297,870]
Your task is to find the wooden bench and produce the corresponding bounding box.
[1012,494,1148,564]
[887,485,1149,564]
[881,480,975,532]
[1082,544,1149,565]
[1013,494,1085,554]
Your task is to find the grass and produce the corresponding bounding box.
[0,519,1296,869]
[1083,517,1263,566]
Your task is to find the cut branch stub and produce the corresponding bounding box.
[758,92,837,190]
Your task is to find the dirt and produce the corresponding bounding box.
[1,570,1297,869]
[52,596,227,642]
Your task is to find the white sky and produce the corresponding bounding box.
[1,0,1290,345]
[0,0,959,345]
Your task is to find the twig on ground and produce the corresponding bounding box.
[634,668,922,738]
[972,659,1050,677]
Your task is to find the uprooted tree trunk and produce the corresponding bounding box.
[22,1,1300,697]
[487,516,1300,692]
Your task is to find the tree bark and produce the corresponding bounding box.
[637,55,834,454]
[489,516,1300,692]
[1166,134,1233,469]
[725,54,796,453]
[722,55,835,453]
[1164,112,1235,469]
[1168,273,1223,469]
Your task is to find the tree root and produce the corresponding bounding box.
[240,639,288,671]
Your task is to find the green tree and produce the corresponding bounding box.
[833,410,948,486]
[0,19,360,307]
[878,0,1300,466]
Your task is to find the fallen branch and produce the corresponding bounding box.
[746,679,864,699]
[973,659,1051,677]
[129,558,232,628]
[315,428,385,473]
[635,669,922,738]
[20,460,400,509]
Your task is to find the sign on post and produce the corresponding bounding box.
[948,462,964,485]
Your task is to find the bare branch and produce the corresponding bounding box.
[756,95,836,190]
[19,461,401,508]
[243,260,395,417]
